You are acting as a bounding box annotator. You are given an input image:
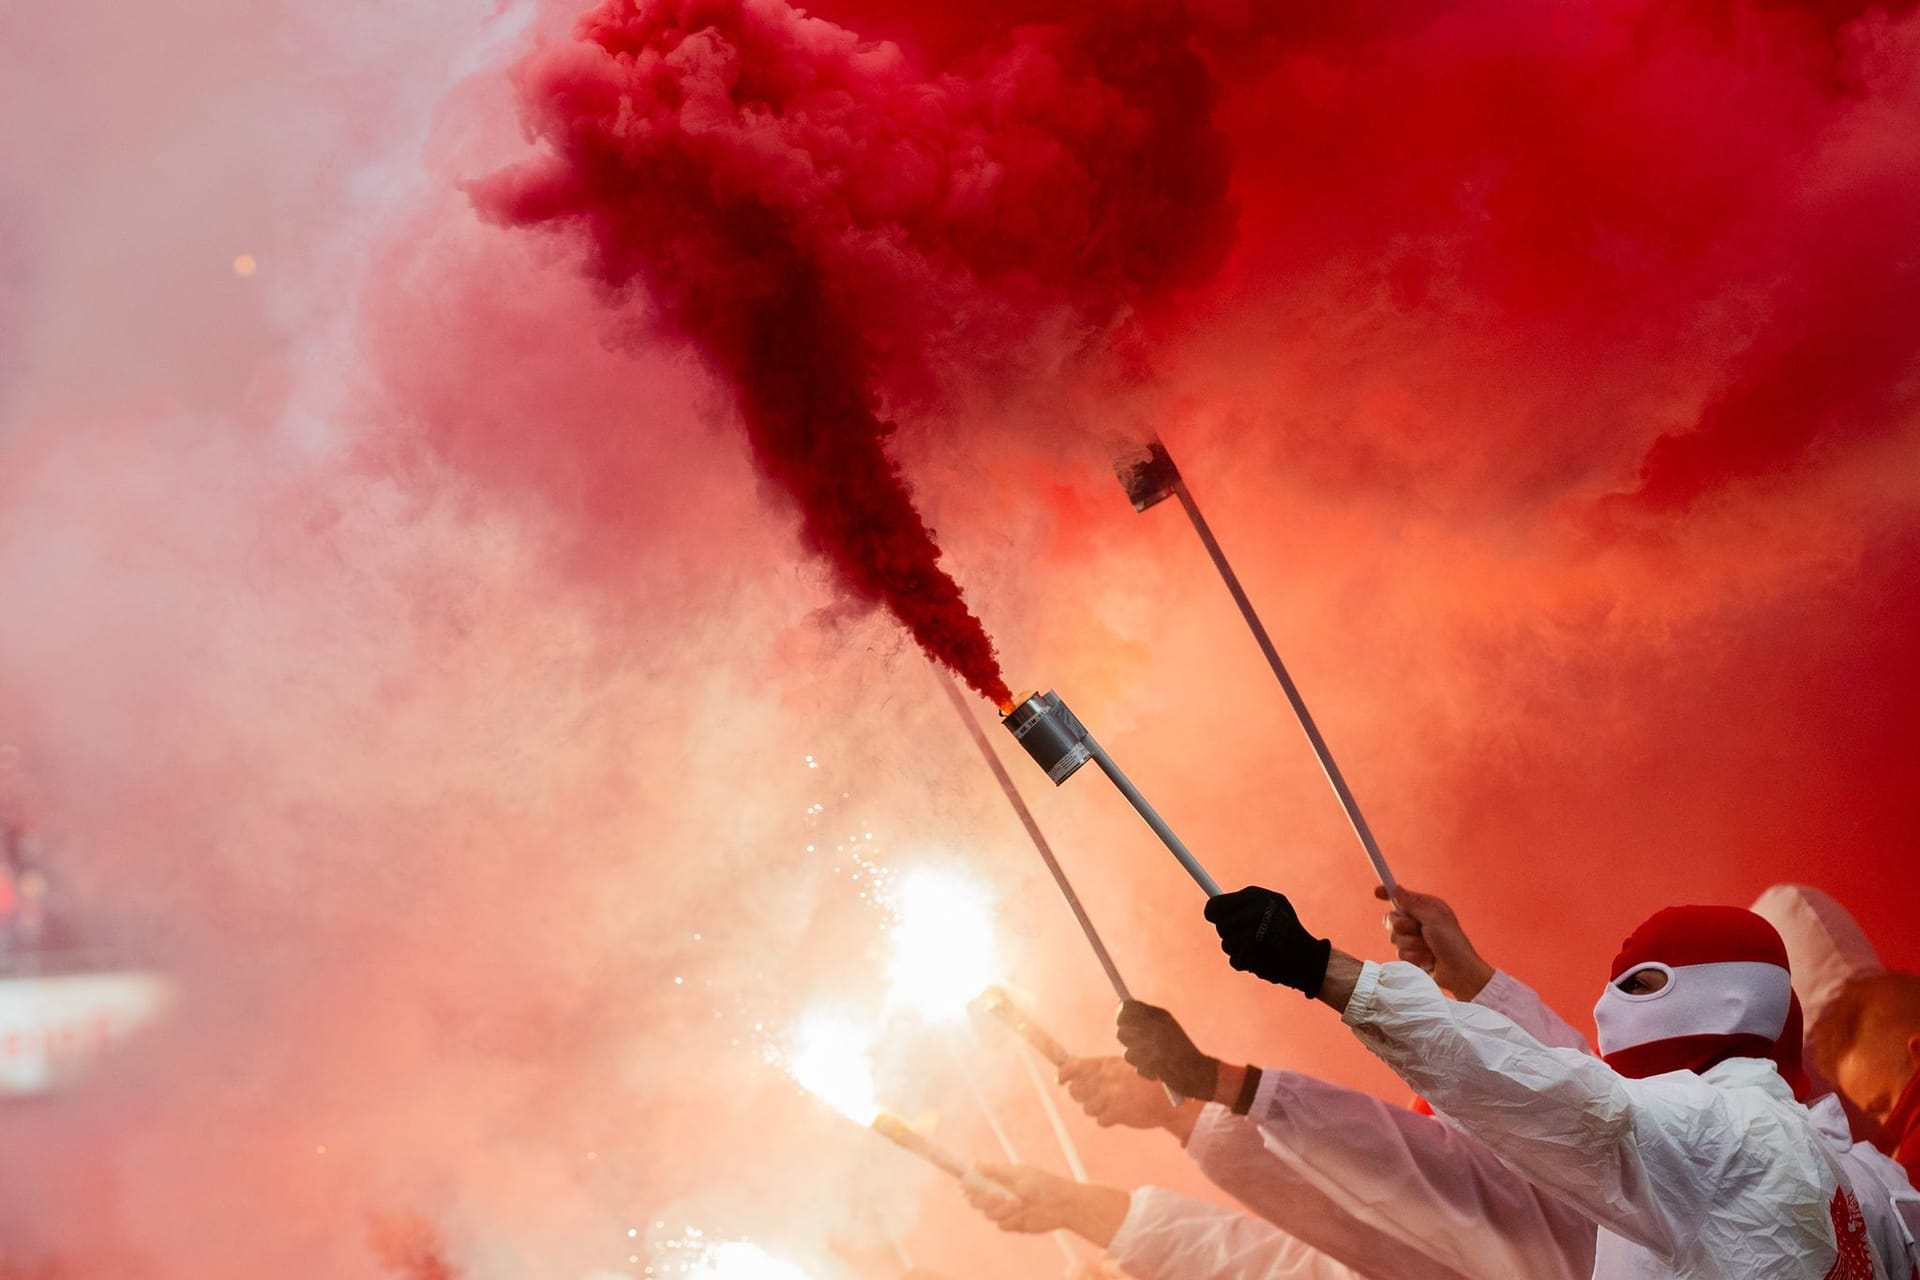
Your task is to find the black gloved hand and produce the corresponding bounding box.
[1115,1000,1219,1100]
[1204,887,1332,997]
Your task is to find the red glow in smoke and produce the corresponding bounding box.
[472,0,1233,703]
[368,1214,460,1280]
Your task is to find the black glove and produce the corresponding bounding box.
[1115,1000,1219,1099]
[1204,887,1332,997]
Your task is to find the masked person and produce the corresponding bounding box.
[1383,885,1918,1277]
[1199,890,1883,1280]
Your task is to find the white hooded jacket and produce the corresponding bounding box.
[1484,959,1918,1280]
[1343,958,1875,1280]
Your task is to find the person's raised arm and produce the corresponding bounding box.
[1374,884,1495,1000]
[1109,999,1594,1280]
[1204,885,1711,1259]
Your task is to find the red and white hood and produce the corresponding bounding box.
[1593,905,1795,1081]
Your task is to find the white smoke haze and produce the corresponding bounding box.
[5,2,1920,1279]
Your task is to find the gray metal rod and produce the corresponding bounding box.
[940,677,1132,1001]
[1083,735,1222,897]
[1171,480,1401,901]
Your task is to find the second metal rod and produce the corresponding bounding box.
[1084,734,1222,898]
[1171,479,1400,901]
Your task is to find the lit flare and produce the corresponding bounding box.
[782,1013,880,1126]
[883,866,999,1022]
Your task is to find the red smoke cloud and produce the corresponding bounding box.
[470,0,1234,703]
[4,0,1920,1278]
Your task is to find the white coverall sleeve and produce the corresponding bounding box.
[1183,1103,1474,1279]
[1343,959,1755,1260]
[1239,1067,1595,1280]
[1473,968,1595,1055]
[1107,1187,1369,1280]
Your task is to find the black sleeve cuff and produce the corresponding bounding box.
[1230,1065,1263,1116]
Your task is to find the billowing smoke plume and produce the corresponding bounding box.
[470,0,1234,702]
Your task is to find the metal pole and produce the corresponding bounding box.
[939,677,1132,1000]
[1082,736,1222,897]
[1116,439,1400,900]
[992,688,1199,1103]
[1169,480,1399,899]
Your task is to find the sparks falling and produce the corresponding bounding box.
[653,1229,818,1280]
[685,1241,817,1280]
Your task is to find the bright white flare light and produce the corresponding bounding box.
[783,1013,880,1126]
[883,866,999,1022]
[687,1242,816,1280]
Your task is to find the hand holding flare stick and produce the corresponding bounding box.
[1115,438,1401,902]
[973,987,1257,1133]
[784,1014,1014,1204]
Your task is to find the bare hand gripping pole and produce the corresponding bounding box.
[1000,691,1222,898]
[1115,440,1402,902]
[939,677,1133,1002]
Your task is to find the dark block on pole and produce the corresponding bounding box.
[1115,439,1181,512]
[1002,691,1093,785]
